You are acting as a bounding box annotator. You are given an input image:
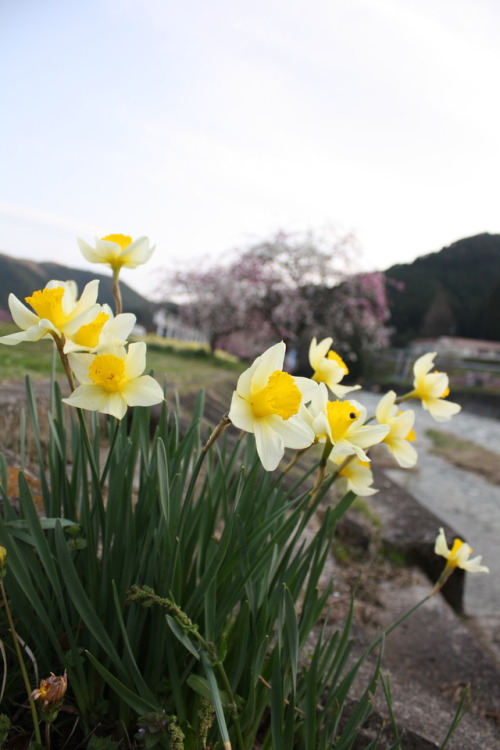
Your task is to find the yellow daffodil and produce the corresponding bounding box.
[433,527,489,593]
[78,234,155,271]
[0,280,100,346]
[63,340,164,420]
[375,390,417,468]
[309,337,361,398]
[228,341,316,471]
[307,383,389,462]
[407,352,461,422]
[63,306,137,353]
[434,528,489,574]
[331,456,377,496]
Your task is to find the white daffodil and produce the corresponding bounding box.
[63,305,136,353]
[330,456,377,496]
[228,341,316,471]
[408,352,461,422]
[307,383,389,462]
[78,234,155,271]
[63,340,164,420]
[434,528,489,574]
[309,337,360,398]
[0,280,100,346]
[375,390,418,468]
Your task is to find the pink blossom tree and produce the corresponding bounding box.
[166,229,391,371]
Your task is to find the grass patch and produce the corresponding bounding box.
[0,322,244,390]
[426,428,500,485]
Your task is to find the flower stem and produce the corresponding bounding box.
[112,269,123,315]
[0,580,43,746]
[202,414,231,453]
[50,333,76,392]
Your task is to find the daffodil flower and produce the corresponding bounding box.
[0,280,100,346]
[309,337,361,397]
[78,234,155,271]
[307,383,389,462]
[228,341,316,471]
[63,305,136,353]
[63,341,164,420]
[375,390,417,468]
[330,456,377,496]
[407,352,461,422]
[433,527,489,593]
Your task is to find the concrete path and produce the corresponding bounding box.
[359,390,500,616]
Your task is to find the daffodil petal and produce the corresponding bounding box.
[121,376,164,406]
[251,342,286,392]
[267,414,314,449]
[119,237,155,267]
[424,398,461,422]
[228,392,256,433]
[8,293,39,329]
[253,419,284,471]
[387,438,418,468]
[124,342,147,379]
[63,385,109,412]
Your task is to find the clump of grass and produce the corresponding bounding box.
[426,428,500,485]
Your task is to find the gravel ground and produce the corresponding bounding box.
[359,389,500,617]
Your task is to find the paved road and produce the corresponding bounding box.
[359,390,500,617]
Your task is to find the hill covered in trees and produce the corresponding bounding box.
[0,253,155,328]
[385,233,500,346]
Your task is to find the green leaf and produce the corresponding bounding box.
[85,651,158,715]
[165,615,200,661]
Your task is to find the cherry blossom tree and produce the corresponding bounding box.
[165,229,391,371]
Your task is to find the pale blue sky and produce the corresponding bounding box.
[1,0,499,296]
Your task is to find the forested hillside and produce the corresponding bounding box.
[385,233,500,346]
[0,254,155,328]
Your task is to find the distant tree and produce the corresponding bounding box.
[419,287,457,338]
[166,229,391,370]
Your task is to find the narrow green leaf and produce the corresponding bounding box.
[85,651,157,715]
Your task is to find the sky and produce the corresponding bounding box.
[1,0,500,298]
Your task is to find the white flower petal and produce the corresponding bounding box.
[434,528,449,558]
[124,342,147,379]
[63,384,109,412]
[120,237,155,267]
[268,414,315,449]
[251,342,286,392]
[8,293,39,329]
[425,398,461,422]
[121,375,164,406]
[253,419,284,471]
[228,392,256,433]
[386,438,418,468]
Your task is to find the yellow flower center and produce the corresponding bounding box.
[251,370,301,419]
[72,312,110,348]
[101,234,133,250]
[326,400,360,441]
[327,350,349,374]
[38,682,51,701]
[25,287,68,329]
[449,537,469,566]
[88,354,126,393]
